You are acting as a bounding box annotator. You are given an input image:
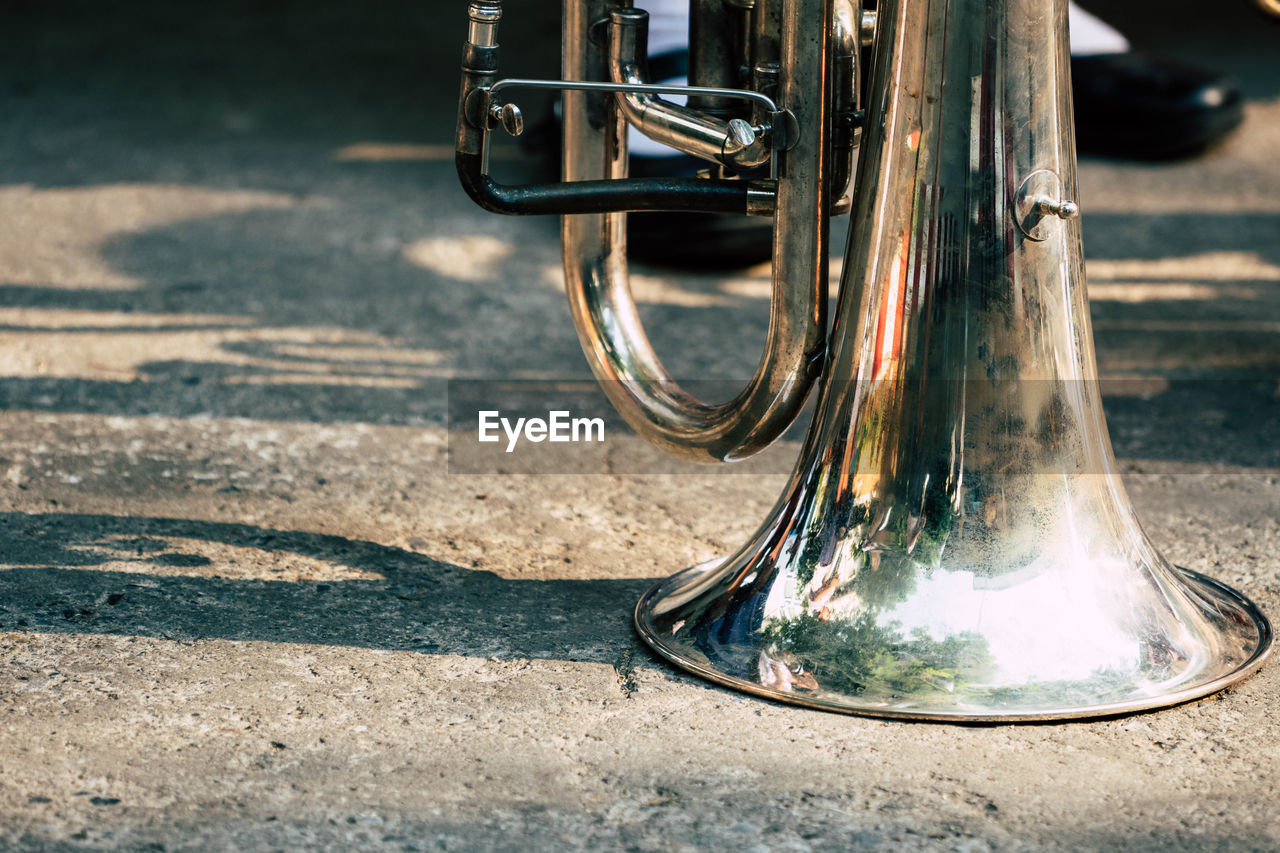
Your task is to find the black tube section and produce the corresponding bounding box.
[455,152,751,215]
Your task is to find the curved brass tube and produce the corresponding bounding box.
[608,9,772,172]
[560,0,832,462]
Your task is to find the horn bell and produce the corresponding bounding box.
[633,0,1271,720]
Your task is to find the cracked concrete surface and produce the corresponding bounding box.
[1,1,1279,850]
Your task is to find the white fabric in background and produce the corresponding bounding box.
[1068,3,1130,56]
[643,0,690,56]
[630,0,1130,157]
[629,0,692,157]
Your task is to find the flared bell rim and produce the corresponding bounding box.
[634,564,1272,723]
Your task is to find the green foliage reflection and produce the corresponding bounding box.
[762,613,992,699]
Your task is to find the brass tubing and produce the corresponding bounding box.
[609,9,771,171]
[560,0,832,461]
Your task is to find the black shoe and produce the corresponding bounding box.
[626,207,774,269]
[1071,53,1244,160]
[627,152,774,269]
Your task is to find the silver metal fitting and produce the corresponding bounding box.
[489,102,524,136]
[745,180,779,216]
[467,1,502,47]
[1016,169,1078,241]
[1033,196,1079,220]
[860,10,877,46]
[727,118,758,148]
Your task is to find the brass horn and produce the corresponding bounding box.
[456,0,1271,720]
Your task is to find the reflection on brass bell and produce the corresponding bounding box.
[629,0,1271,720]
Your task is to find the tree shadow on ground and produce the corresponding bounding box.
[0,512,655,664]
[0,201,1275,468]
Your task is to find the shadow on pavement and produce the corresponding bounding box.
[0,201,1275,466]
[0,512,654,664]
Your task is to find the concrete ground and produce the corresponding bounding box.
[2,1,1278,850]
